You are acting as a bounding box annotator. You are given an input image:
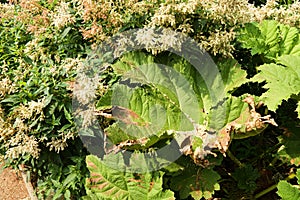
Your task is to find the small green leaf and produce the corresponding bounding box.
[62,173,77,187]
[297,169,300,185]
[52,191,63,200]
[43,94,53,107]
[64,190,71,200]
[64,106,72,122]
[61,27,72,39]
[277,180,300,200]
[59,124,72,132]
[191,136,203,151]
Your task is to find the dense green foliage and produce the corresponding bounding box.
[0,0,300,199]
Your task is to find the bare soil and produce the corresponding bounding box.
[0,162,29,200]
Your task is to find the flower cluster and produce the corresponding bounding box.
[46,130,75,153]
[51,1,76,29]
[5,133,40,159]
[12,99,45,120]
[76,0,125,42]
[0,98,46,159]
[198,28,236,57]
[0,3,15,19]
[134,27,184,54]
[2,0,300,57]
[17,0,51,35]
[73,73,99,105]
[0,78,15,99]
[253,0,300,27]
[144,0,300,57]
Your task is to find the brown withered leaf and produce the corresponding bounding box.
[219,95,277,141]
[95,106,149,127]
[112,106,149,126]
[217,125,232,155]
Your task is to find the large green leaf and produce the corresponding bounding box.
[83,155,175,200]
[251,55,300,113]
[113,52,204,126]
[237,22,267,56]
[98,51,275,164]
[209,95,250,131]
[106,52,249,133]
[111,52,248,126]
[107,83,194,142]
[217,59,247,94]
[237,20,300,60]
[104,52,204,150]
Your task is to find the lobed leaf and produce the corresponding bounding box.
[237,20,300,60]
[251,55,300,112]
